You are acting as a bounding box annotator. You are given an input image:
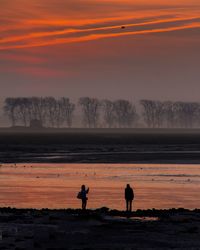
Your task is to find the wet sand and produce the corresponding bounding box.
[0,163,200,210]
[0,208,200,250]
[2,128,200,163]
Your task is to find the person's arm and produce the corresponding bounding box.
[86,188,89,193]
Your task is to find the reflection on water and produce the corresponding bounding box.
[108,217,159,222]
[0,164,199,210]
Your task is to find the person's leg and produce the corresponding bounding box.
[130,200,132,212]
[82,200,86,210]
[82,200,84,210]
[82,199,87,210]
[126,200,128,211]
[128,200,131,212]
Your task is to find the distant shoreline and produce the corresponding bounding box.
[2,127,200,133]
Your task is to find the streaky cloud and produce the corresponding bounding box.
[0,13,200,50]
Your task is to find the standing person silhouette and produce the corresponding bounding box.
[125,184,134,212]
[78,185,89,210]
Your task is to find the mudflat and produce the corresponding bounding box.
[0,208,199,250]
[1,128,200,163]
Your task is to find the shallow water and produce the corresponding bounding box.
[0,164,199,210]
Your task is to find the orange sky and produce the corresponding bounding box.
[0,0,200,103]
[1,0,200,50]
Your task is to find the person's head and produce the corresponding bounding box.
[126,184,130,188]
[81,185,85,191]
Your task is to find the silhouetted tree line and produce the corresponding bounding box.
[140,100,200,128]
[4,97,75,128]
[4,97,200,128]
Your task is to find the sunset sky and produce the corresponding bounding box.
[0,0,200,101]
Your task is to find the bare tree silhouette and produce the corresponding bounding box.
[79,97,101,128]
[4,98,18,127]
[114,99,138,128]
[102,100,116,128]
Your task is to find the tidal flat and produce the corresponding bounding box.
[0,208,200,250]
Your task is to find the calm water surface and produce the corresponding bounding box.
[0,164,199,210]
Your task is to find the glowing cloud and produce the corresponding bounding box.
[0,1,200,50]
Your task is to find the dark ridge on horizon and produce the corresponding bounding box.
[2,127,200,133]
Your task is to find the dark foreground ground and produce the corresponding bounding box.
[0,208,200,250]
[2,128,200,163]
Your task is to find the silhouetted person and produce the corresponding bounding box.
[78,185,89,210]
[125,184,134,212]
